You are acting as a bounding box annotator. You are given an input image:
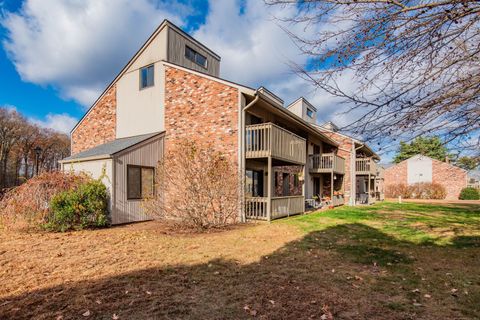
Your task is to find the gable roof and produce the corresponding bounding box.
[61,132,163,162]
[312,123,380,160]
[71,19,219,135]
[389,154,468,172]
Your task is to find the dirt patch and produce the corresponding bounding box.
[0,218,479,319]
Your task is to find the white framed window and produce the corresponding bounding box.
[140,65,154,89]
[306,108,314,118]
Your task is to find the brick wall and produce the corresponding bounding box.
[384,160,408,185]
[384,158,467,200]
[164,66,239,164]
[274,166,303,197]
[71,86,117,155]
[432,159,467,200]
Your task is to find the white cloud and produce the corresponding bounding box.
[1,0,362,127]
[2,0,184,106]
[30,113,78,134]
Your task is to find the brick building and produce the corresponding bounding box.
[60,20,381,224]
[384,155,468,200]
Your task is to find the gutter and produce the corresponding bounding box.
[239,93,260,222]
[59,154,112,164]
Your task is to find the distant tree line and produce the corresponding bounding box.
[0,107,70,190]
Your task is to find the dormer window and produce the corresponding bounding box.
[140,65,154,89]
[306,108,314,118]
[185,45,207,68]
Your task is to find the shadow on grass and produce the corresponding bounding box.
[1,224,479,320]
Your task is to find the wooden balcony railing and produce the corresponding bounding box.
[245,197,268,220]
[271,196,305,219]
[332,194,345,206]
[245,123,306,164]
[245,196,304,220]
[355,158,377,175]
[309,153,345,174]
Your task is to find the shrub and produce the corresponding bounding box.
[47,180,109,232]
[459,187,480,200]
[144,140,239,230]
[385,183,409,198]
[385,182,446,199]
[0,171,90,230]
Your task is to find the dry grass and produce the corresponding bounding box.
[0,202,479,319]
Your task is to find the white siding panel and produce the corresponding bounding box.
[407,155,432,184]
[62,159,114,213]
[113,136,164,224]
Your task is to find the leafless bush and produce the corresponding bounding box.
[0,171,91,230]
[386,182,446,200]
[143,141,239,230]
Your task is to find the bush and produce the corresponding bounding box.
[47,180,109,232]
[459,187,480,200]
[144,140,239,230]
[0,171,90,230]
[385,182,446,200]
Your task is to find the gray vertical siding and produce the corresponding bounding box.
[112,135,164,224]
[167,28,220,76]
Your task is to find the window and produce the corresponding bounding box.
[306,108,314,118]
[185,45,207,68]
[127,165,155,200]
[140,65,154,89]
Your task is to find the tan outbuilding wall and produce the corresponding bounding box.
[384,155,467,200]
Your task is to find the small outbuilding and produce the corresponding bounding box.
[384,154,468,200]
[60,132,164,224]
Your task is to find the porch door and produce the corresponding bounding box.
[282,173,289,196]
[246,170,264,197]
[313,177,321,197]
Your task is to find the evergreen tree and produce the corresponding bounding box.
[393,137,449,164]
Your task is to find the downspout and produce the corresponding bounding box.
[239,94,260,222]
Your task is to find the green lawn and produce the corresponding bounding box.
[283,201,480,246]
[277,201,480,318]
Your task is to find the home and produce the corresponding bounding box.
[384,155,468,200]
[312,121,384,205]
[60,20,382,224]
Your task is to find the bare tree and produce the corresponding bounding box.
[0,107,71,190]
[144,140,239,230]
[0,108,24,188]
[266,0,480,154]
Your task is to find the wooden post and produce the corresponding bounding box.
[267,156,272,221]
[331,171,334,206]
[367,174,371,204]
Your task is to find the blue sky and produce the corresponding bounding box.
[0,0,398,160]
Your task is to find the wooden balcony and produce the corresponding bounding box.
[355,158,377,175]
[332,194,345,206]
[245,123,306,164]
[245,196,305,221]
[309,153,345,174]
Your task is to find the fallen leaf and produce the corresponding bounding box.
[95,299,101,305]
[269,300,275,305]
[112,313,119,320]
[146,291,152,295]
[424,294,431,298]
[82,310,91,317]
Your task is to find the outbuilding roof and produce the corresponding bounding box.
[61,132,162,162]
